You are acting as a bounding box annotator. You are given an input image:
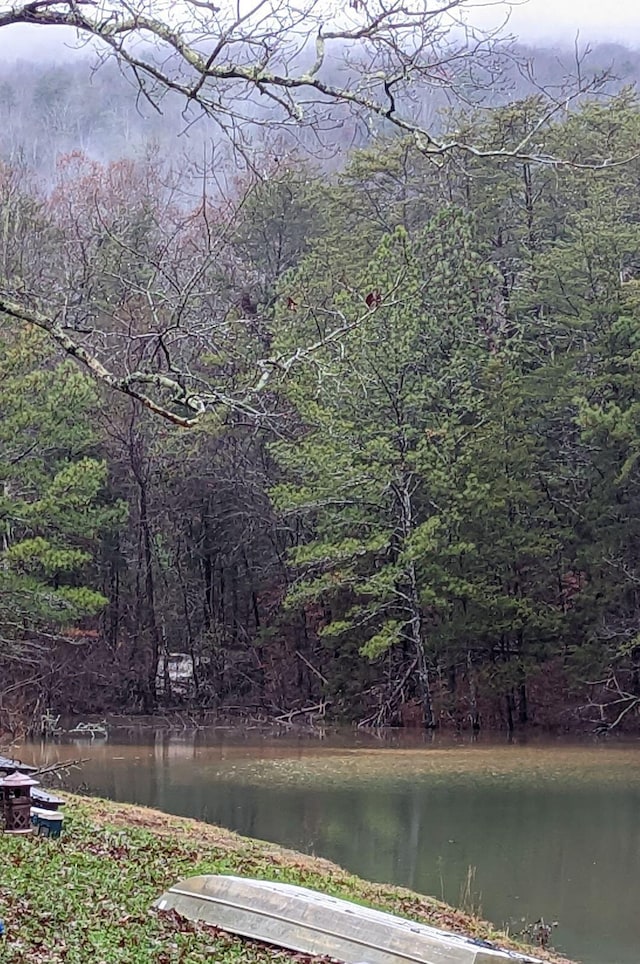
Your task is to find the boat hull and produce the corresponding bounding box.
[154,875,542,964]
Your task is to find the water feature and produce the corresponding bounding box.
[13,730,640,964]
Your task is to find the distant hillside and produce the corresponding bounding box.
[0,41,637,179]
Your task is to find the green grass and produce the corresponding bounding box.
[0,795,571,963]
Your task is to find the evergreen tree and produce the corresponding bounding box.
[0,330,116,658]
[272,211,495,725]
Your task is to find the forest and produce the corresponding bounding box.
[2,9,640,735]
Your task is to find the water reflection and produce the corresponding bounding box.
[15,730,640,964]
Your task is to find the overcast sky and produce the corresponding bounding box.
[498,0,640,43]
[0,0,638,59]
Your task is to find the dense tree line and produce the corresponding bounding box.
[2,91,640,733]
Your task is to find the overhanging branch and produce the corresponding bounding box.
[0,0,628,168]
[0,295,205,426]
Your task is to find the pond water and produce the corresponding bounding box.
[13,730,640,964]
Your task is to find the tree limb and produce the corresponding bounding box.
[0,0,627,167]
[0,295,205,426]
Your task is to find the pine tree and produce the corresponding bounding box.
[272,210,495,725]
[0,329,117,658]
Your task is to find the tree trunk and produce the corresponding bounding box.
[467,650,481,732]
[397,475,435,729]
[138,478,161,712]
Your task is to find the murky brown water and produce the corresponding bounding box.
[14,730,640,964]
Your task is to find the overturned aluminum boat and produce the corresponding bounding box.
[154,875,542,964]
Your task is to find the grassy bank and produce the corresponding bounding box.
[0,794,573,964]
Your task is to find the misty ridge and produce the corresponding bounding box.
[1,38,638,184]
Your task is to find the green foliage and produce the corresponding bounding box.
[0,330,117,650]
[266,94,640,724]
[272,209,497,719]
[6,92,640,727]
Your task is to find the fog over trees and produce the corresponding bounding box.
[1,40,638,175]
[1,1,640,734]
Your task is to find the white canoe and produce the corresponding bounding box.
[154,875,543,964]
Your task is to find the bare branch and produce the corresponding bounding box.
[0,0,625,167]
[0,294,205,426]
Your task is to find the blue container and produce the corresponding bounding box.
[38,813,64,839]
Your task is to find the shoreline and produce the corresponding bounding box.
[19,704,640,741]
[0,792,575,963]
